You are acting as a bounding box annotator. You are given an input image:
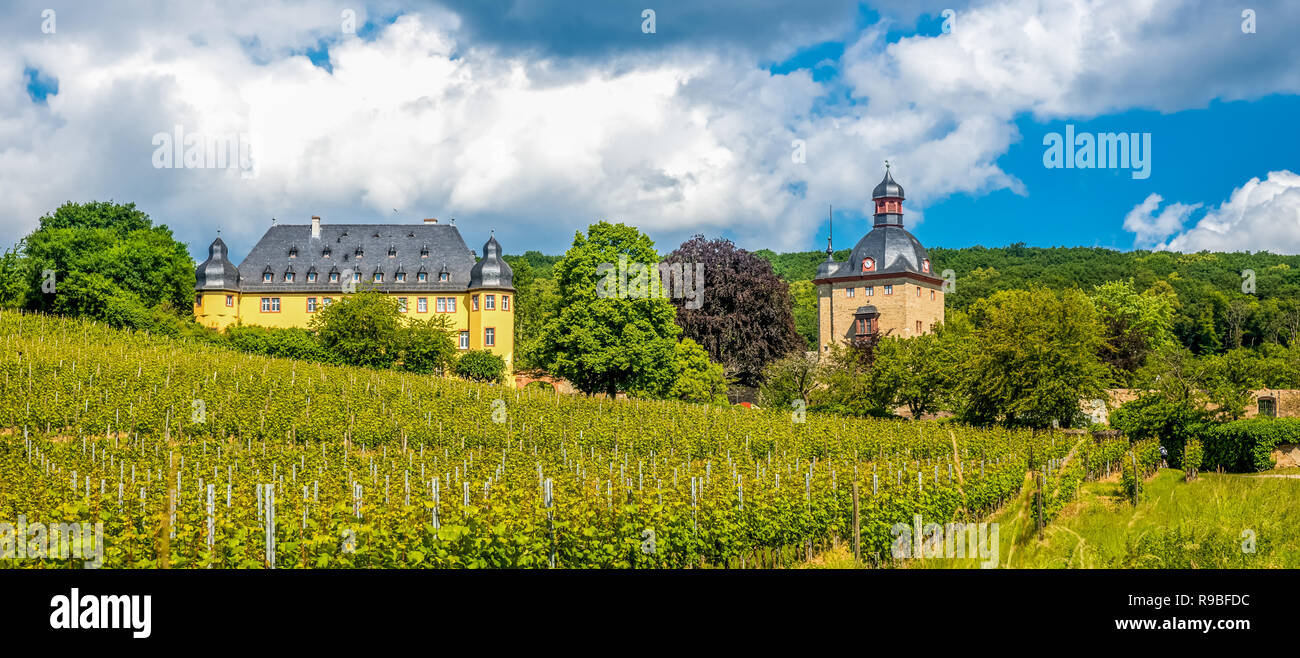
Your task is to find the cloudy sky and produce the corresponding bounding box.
[3,0,1299,262]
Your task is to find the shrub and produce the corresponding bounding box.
[1109,393,1210,469]
[1182,438,1203,481]
[226,326,336,363]
[397,316,457,375]
[1202,417,1300,472]
[455,350,507,383]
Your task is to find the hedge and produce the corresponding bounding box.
[1201,417,1300,472]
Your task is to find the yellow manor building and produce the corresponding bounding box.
[193,216,515,370]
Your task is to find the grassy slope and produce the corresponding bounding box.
[805,469,1300,569]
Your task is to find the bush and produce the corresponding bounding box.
[226,326,337,363]
[455,350,507,383]
[1109,393,1210,469]
[397,316,457,375]
[1183,438,1203,481]
[1202,417,1300,472]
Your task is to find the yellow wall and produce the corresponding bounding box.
[193,290,515,371]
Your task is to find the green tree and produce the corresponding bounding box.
[1090,279,1177,381]
[534,222,681,396]
[8,201,194,330]
[869,328,962,420]
[399,315,458,375]
[758,352,820,409]
[634,338,728,405]
[787,279,819,351]
[961,287,1107,428]
[503,255,558,370]
[309,291,401,368]
[455,349,507,383]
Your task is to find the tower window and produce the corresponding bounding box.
[884,285,893,295]
[195,294,202,306]
[472,294,479,311]
[931,290,935,300]
[459,331,469,349]
[865,286,874,297]
[484,327,495,347]
[486,294,495,310]
[916,320,922,333]
[502,295,510,311]
[846,287,855,298]
[916,286,921,297]
[225,295,234,307]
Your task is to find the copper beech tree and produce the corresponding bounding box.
[663,236,804,388]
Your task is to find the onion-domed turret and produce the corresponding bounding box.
[468,233,514,291]
[871,165,904,200]
[196,237,241,290]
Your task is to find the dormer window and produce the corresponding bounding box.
[307,272,317,283]
[418,272,428,283]
[285,272,295,283]
[322,247,331,258]
[421,245,429,258]
[355,247,363,258]
[373,273,383,283]
[263,272,273,283]
[329,272,339,283]
[439,272,449,282]
[289,246,298,258]
[388,246,397,258]
[395,272,406,283]
[352,272,360,283]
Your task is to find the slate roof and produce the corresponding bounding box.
[468,233,514,291]
[817,168,933,281]
[195,237,241,291]
[197,222,507,294]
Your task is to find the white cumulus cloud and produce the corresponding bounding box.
[1153,171,1300,253]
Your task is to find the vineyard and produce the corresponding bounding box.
[1,310,1088,568]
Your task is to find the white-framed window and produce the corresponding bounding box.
[884,285,893,295]
[436,297,447,312]
[502,295,510,311]
[485,294,495,310]
[846,287,854,298]
[261,297,280,312]
[865,286,874,296]
[484,327,495,347]
[459,331,469,349]
[307,297,317,312]
[417,297,428,312]
[225,295,234,307]
[472,295,479,310]
[398,297,407,312]
[323,297,333,306]
[447,297,456,312]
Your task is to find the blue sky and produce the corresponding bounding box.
[3,0,1299,260]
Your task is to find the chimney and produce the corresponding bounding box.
[311,215,321,239]
[423,218,438,224]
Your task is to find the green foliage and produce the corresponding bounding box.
[455,349,507,383]
[1182,438,1203,480]
[309,291,402,369]
[398,315,458,375]
[534,222,680,396]
[17,202,194,325]
[960,287,1107,428]
[787,279,818,350]
[1090,279,1177,382]
[809,344,894,418]
[1109,393,1210,469]
[869,327,964,419]
[226,326,338,363]
[636,338,728,405]
[758,353,819,409]
[1202,417,1300,472]
[502,255,557,371]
